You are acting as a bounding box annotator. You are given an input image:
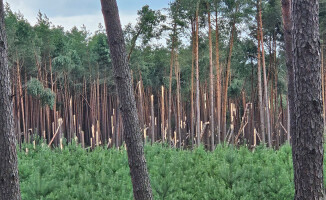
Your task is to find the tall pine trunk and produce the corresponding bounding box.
[215,10,221,144]
[292,0,324,198]
[257,1,265,144]
[0,0,21,199]
[208,4,214,150]
[281,0,294,144]
[258,0,271,147]
[101,1,153,199]
[195,5,201,146]
[168,22,176,148]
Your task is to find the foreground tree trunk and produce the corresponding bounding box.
[292,0,324,199]
[0,0,21,199]
[100,1,153,199]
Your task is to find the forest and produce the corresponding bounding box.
[0,0,326,199]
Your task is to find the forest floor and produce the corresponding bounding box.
[18,142,321,200]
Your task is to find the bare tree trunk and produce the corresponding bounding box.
[168,22,176,148]
[195,5,201,146]
[281,0,294,144]
[101,1,153,199]
[292,0,324,199]
[174,53,181,148]
[257,1,265,144]
[191,19,195,149]
[161,86,165,143]
[215,10,221,145]
[208,4,215,150]
[258,0,271,147]
[0,0,21,199]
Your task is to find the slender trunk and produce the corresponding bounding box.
[151,95,154,145]
[191,19,195,149]
[208,4,215,150]
[161,86,165,143]
[215,10,221,145]
[257,2,265,144]
[195,5,201,146]
[101,1,153,199]
[258,0,271,147]
[168,22,177,148]
[174,53,181,148]
[281,0,294,144]
[292,0,324,198]
[0,0,21,198]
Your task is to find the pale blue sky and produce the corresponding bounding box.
[5,0,170,34]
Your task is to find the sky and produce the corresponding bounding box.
[5,0,171,34]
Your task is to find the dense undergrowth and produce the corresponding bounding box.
[18,142,323,200]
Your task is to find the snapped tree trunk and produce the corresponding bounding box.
[292,0,324,199]
[100,1,153,199]
[0,0,21,199]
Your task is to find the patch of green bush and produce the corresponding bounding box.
[18,143,310,200]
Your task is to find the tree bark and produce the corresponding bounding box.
[195,4,201,146]
[100,1,153,199]
[208,4,215,150]
[191,19,195,149]
[258,0,271,147]
[292,0,324,199]
[0,0,21,199]
[281,0,294,145]
[257,1,265,144]
[215,10,221,145]
[168,22,176,148]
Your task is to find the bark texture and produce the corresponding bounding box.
[100,1,153,199]
[292,0,324,199]
[0,0,21,199]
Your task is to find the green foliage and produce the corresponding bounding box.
[18,144,299,199]
[27,78,55,108]
[26,78,44,97]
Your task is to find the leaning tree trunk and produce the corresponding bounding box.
[0,0,21,199]
[100,1,153,199]
[292,0,324,199]
[281,0,294,144]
